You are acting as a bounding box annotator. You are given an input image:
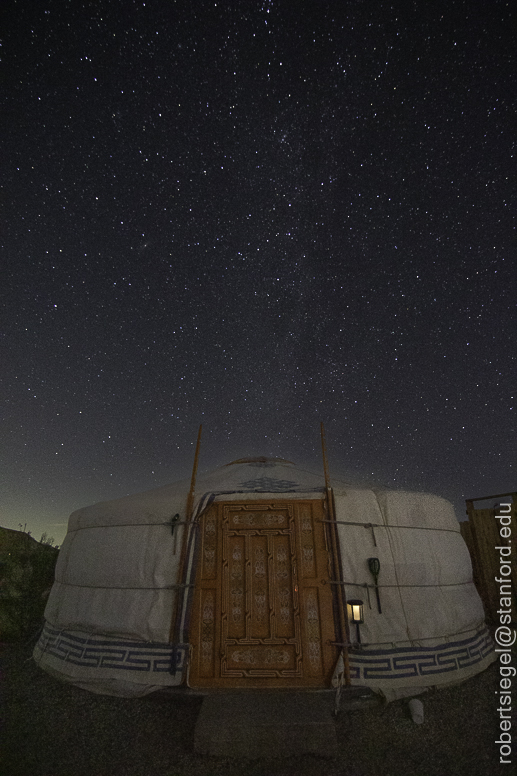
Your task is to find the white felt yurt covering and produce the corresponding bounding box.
[34,459,494,698]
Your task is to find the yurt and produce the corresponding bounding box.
[34,455,495,700]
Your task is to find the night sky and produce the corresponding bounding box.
[2,0,515,546]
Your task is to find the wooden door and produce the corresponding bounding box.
[188,500,337,688]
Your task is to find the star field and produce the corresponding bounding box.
[2,0,515,544]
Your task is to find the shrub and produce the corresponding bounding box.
[0,536,58,641]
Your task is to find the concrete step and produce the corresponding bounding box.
[194,690,339,758]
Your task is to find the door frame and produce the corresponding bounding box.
[187,499,338,688]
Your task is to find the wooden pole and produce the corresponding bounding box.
[169,424,202,654]
[321,423,351,686]
[186,424,203,524]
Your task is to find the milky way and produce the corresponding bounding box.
[2,0,514,544]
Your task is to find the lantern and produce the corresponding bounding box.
[347,599,364,645]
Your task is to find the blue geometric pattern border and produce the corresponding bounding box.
[37,624,493,685]
[349,627,493,681]
[36,624,187,675]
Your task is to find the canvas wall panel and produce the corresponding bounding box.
[399,583,486,641]
[384,528,473,586]
[338,524,399,585]
[376,490,459,530]
[55,525,180,588]
[44,582,175,642]
[343,580,485,647]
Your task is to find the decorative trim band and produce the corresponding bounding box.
[35,624,187,674]
[349,627,494,681]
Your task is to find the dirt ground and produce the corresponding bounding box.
[1,641,511,776]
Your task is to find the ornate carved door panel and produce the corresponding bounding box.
[189,500,337,688]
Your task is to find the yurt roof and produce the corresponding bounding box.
[67,457,457,532]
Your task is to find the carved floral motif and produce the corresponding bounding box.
[275,545,289,579]
[232,649,256,664]
[254,546,266,577]
[278,587,291,624]
[305,591,321,668]
[203,513,217,577]
[265,648,289,664]
[231,512,286,526]
[303,547,314,565]
[253,546,267,622]
[231,648,289,665]
[229,541,244,624]
[300,506,315,576]
[254,591,266,621]
[231,586,243,622]
[201,591,214,665]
